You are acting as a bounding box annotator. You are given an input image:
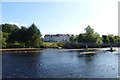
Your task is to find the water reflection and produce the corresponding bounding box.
[3,51,43,78]
[2,49,118,78]
[84,55,95,63]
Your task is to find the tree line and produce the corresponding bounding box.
[67,25,120,48]
[0,23,120,48]
[0,23,43,48]
[70,25,120,44]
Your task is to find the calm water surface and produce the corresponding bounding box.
[2,48,119,78]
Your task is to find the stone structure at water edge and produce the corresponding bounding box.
[44,34,73,42]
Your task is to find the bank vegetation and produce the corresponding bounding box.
[0,23,120,49]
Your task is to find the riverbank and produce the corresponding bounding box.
[0,47,118,51]
[2,47,114,53]
[0,48,42,52]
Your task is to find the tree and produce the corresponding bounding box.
[0,23,20,44]
[70,35,77,43]
[84,25,95,42]
[77,33,85,42]
[19,26,28,45]
[84,25,102,44]
[27,23,42,47]
[1,23,19,33]
[102,35,110,43]
[94,32,102,44]
[0,32,7,48]
[107,34,115,43]
[85,25,94,35]
[114,36,120,42]
[0,23,43,48]
[8,28,20,43]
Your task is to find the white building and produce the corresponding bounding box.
[44,34,73,42]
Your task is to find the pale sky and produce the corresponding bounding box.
[1,0,119,36]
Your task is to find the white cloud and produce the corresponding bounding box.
[21,24,28,27]
[8,22,21,27]
[2,22,28,28]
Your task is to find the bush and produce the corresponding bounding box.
[41,42,65,48]
[9,41,25,48]
[56,42,64,47]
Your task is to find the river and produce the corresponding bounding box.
[2,48,119,78]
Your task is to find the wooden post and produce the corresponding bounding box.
[110,37,113,51]
[86,45,88,51]
[110,45,113,51]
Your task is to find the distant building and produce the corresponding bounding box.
[44,34,73,42]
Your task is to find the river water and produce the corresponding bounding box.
[2,48,119,78]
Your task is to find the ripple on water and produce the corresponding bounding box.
[2,49,118,78]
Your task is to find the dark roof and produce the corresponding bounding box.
[44,34,73,37]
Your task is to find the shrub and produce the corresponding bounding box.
[9,41,25,48]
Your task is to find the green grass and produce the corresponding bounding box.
[41,42,64,48]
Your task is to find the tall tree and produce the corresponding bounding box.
[27,23,42,47]
[77,25,102,44]
[84,25,95,42]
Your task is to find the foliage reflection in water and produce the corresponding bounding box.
[2,48,118,78]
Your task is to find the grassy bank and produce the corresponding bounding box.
[0,48,42,52]
[1,42,119,52]
[41,42,64,48]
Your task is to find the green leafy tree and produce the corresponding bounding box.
[102,35,110,43]
[18,26,28,47]
[114,36,120,42]
[70,35,77,43]
[84,25,95,42]
[8,28,20,43]
[0,32,7,48]
[1,23,19,33]
[108,34,115,43]
[77,33,85,42]
[27,23,42,47]
[94,32,103,44]
[80,25,102,44]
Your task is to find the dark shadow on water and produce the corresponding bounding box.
[2,51,43,78]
